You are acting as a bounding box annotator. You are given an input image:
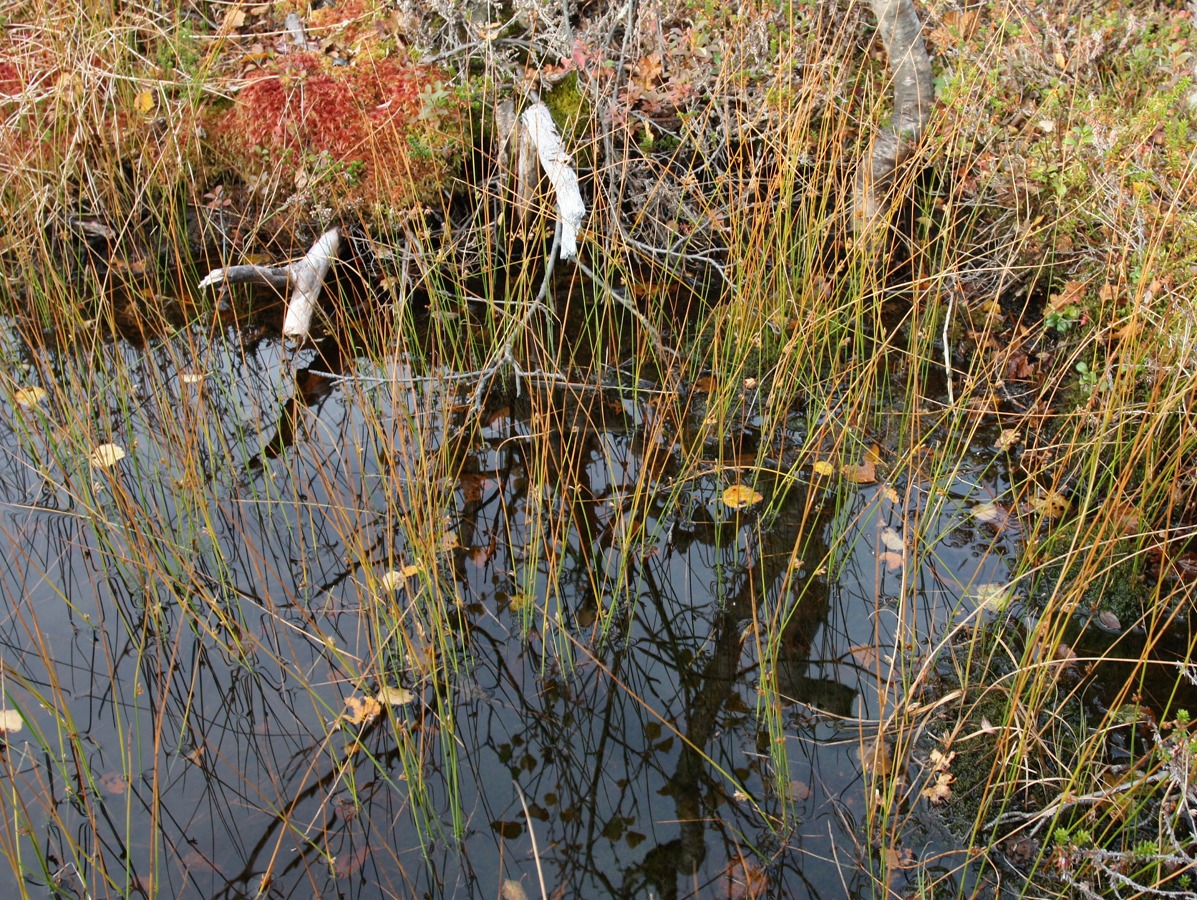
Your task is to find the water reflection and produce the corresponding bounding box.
[0,323,1016,897]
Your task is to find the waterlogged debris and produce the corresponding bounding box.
[858,736,893,777]
[0,709,23,735]
[376,685,414,706]
[880,527,905,553]
[843,447,881,485]
[849,643,883,668]
[13,386,47,408]
[723,857,768,898]
[879,551,904,573]
[500,880,530,900]
[491,820,524,839]
[90,443,126,468]
[1029,490,1070,519]
[812,459,835,477]
[788,780,813,802]
[722,484,763,509]
[100,771,128,795]
[342,695,382,726]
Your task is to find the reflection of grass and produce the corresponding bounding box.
[0,0,1195,895]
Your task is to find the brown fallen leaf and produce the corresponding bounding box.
[921,771,954,805]
[343,695,382,726]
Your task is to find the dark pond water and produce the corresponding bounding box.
[0,315,1023,898]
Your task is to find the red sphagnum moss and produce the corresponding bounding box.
[212,51,464,215]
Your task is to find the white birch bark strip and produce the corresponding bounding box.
[282,227,341,339]
[519,102,586,260]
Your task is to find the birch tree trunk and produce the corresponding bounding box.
[854,0,933,232]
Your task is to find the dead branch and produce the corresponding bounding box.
[854,0,933,232]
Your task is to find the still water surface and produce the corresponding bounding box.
[0,321,1017,897]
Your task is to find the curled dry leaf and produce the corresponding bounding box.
[1097,610,1121,631]
[929,748,956,772]
[90,443,126,468]
[722,484,763,509]
[994,429,1021,452]
[921,771,954,805]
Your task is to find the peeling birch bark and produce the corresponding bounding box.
[198,227,341,340]
[519,102,586,260]
[854,0,933,232]
[281,227,341,339]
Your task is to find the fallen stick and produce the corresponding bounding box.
[519,102,586,260]
[198,227,341,340]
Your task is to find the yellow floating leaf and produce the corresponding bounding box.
[376,685,414,706]
[343,695,381,726]
[812,459,835,477]
[721,484,763,509]
[90,443,126,468]
[1029,490,1070,518]
[14,386,47,408]
[133,89,155,116]
[400,562,422,577]
[0,709,23,735]
[971,582,1013,612]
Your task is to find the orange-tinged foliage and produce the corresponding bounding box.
[211,52,464,213]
